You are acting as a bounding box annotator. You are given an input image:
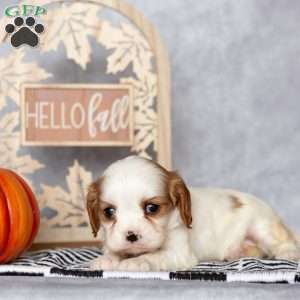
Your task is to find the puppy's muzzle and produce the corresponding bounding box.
[126,231,140,243]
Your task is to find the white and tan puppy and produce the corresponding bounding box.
[87,156,300,271]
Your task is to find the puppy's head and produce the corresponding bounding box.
[86,156,191,258]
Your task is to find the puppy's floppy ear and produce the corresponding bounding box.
[168,172,192,228]
[86,179,102,237]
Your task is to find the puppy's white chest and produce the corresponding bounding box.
[189,218,225,260]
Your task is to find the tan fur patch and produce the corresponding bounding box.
[86,178,103,237]
[167,171,192,228]
[242,243,265,258]
[226,241,265,260]
[142,196,174,220]
[230,195,243,209]
[144,159,192,228]
[272,220,293,242]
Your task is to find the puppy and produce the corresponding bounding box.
[87,156,300,271]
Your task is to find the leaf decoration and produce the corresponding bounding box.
[0,16,9,43]
[0,112,44,176]
[39,160,92,228]
[40,3,102,69]
[97,21,153,79]
[0,111,19,134]
[121,73,158,154]
[66,160,92,210]
[0,50,51,110]
[99,19,158,157]
[0,112,20,166]
[12,155,45,175]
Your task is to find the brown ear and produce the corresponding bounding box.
[86,179,102,237]
[168,172,192,228]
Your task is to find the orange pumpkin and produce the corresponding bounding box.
[0,169,40,263]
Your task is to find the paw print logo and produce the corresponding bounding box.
[5,17,44,48]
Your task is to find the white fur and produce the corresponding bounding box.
[89,156,300,271]
[99,157,169,258]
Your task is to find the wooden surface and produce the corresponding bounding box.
[21,84,133,146]
[29,240,102,251]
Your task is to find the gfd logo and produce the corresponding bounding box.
[4,5,47,48]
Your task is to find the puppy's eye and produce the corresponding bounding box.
[104,207,115,219]
[144,203,160,215]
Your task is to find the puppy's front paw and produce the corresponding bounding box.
[89,255,120,270]
[117,257,151,272]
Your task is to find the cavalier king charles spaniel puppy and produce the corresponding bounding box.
[87,156,300,271]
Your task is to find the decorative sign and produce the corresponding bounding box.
[21,84,133,146]
[0,0,170,247]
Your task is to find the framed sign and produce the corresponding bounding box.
[21,84,133,146]
[0,0,171,248]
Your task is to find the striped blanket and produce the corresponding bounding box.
[0,248,299,283]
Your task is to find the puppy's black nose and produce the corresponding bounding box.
[126,231,139,243]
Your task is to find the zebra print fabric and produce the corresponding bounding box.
[0,248,299,283]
